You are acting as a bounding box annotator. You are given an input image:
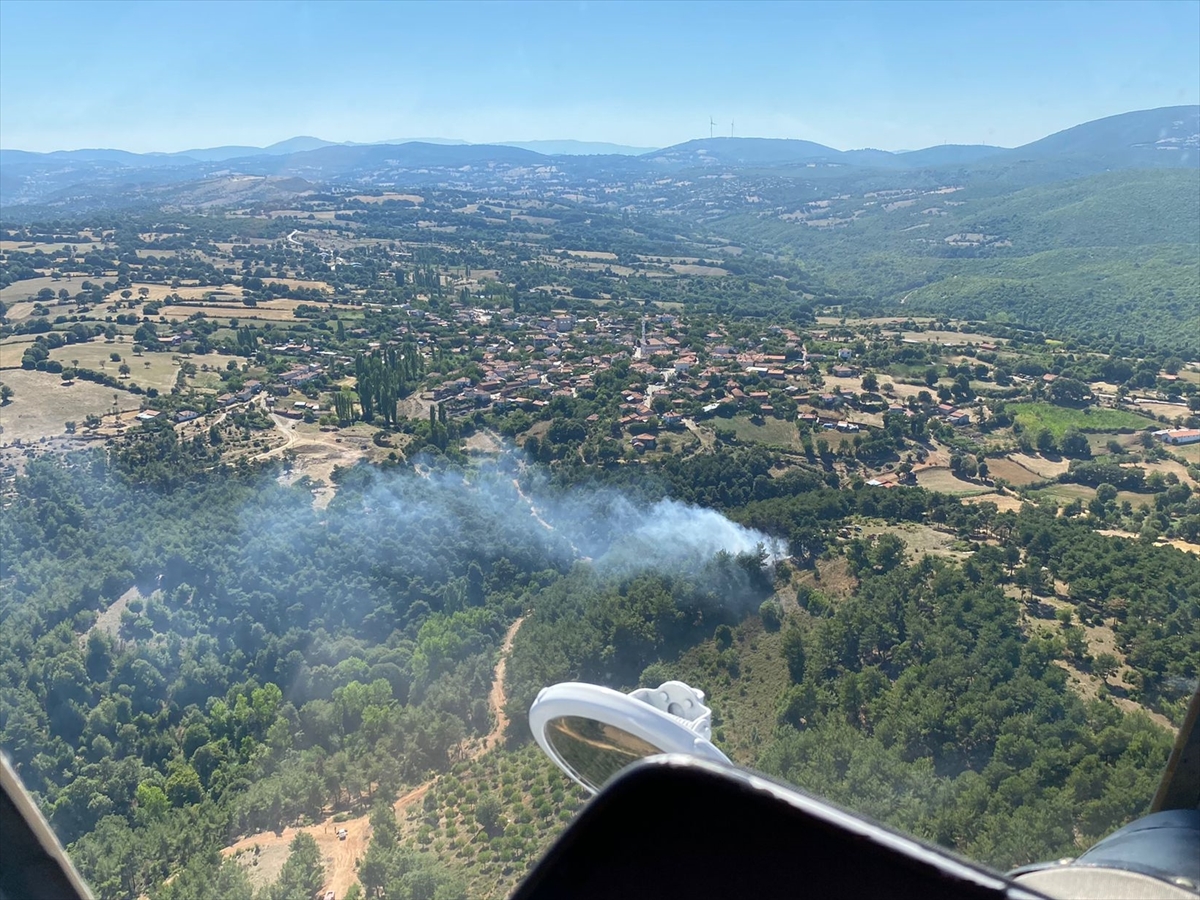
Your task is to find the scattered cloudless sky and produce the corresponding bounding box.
[1,0,1197,153]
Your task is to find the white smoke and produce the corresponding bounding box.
[330,453,785,579]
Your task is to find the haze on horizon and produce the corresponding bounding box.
[1,0,1198,155]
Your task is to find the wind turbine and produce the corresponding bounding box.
[730,120,735,138]
[709,116,716,139]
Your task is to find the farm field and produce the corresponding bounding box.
[914,466,991,495]
[0,370,140,443]
[1031,482,1154,509]
[0,275,63,304]
[0,336,42,368]
[986,456,1046,486]
[158,302,308,322]
[129,281,245,302]
[1009,401,1150,439]
[1006,451,1072,479]
[722,414,805,450]
[45,341,244,393]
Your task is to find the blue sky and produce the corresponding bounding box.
[1,0,1197,153]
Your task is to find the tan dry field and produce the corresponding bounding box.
[0,302,44,324]
[1087,432,1141,455]
[260,276,333,291]
[900,330,994,346]
[914,466,991,495]
[820,375,867,394]
[128,281,246,302]
[878,380,932,401]
[512,214,556,225]
[1037,482,1154,509]
[158,301,313,322]
[349,193,424,204]
[565,260,636,276]
[1007,452,1071,479]
[556,249,618,260]
[670,263,729,276]
[987,456,1047,486]
[0,241,100,254]
[817,315,937,327]
[1159,538,1200,556]
[1173,443,1200,464]
[0,275,64,304]
[962,491,1025,512]
[0,370,141,444]
[267,209,338,220]
[1129,458,1198,487]
[1132,399,1191,421]
[46,341,244,394]
[0,336,42,368]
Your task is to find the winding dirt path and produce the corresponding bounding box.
[252,409,302,461]
[222,616,526,899]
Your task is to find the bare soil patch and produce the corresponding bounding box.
[1158,538,1200,556]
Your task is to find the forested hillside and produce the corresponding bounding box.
[720,168,1200,350]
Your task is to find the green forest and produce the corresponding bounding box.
[720,169,1200,351]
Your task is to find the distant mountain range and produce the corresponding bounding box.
[1,106,1195,209]
[142,136,654,162]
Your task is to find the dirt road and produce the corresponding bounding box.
[222,616,526,898]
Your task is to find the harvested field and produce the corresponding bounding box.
[914,466,990,495]
[160,303,303,322]
[127,281,245,302]
[1007,452,1070,479]
[988,456,1047,486]
[1132,399,1191,420]
[261,277,333,291]
[962,491,1024,512]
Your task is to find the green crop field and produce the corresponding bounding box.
[723,414,805,450]
[1009,401,1151,440]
